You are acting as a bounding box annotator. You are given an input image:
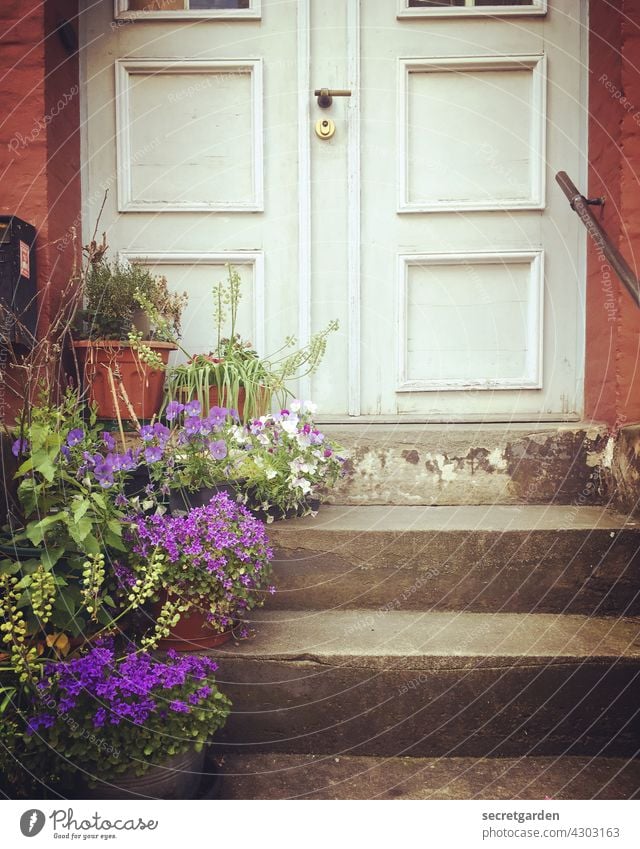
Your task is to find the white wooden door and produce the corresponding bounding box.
[82,0,586,421]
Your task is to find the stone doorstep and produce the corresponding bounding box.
[265,505,640,615]
[320,422,612,506]
[218,752,640,800]
[211,609,640,758]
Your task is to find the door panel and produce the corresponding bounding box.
[359,1,585,417]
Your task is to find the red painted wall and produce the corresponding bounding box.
[587,0,640,428]
[0,0,80,418]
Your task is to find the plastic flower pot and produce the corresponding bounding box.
[72,340,176,421]
[168,480,244,513]
[81,747,206,800]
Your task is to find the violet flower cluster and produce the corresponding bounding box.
[128,492,274,632]
[24,641,231,776]
[26,641,224,733]
[154,399,246,492]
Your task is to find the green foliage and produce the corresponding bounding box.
[2,392,132,651]
[165,264,339,421]
[80,259,186,342]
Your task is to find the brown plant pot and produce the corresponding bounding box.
[72,340,176,421]
[207,384,247,418]
[154,594,235,652]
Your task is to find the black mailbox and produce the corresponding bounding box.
[0,215,38,348]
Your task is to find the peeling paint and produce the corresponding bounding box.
[487,447,508,471]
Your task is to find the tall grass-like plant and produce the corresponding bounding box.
[165,265,338,421]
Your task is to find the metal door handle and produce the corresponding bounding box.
[314,88,352,108]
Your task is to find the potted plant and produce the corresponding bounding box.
[21,640,231,799]
[72,235,187,424]
[143,399,250,512]
[2,391,142,652]
[127,492,274,650]
[238,400,346,521]
[165,264,339,422]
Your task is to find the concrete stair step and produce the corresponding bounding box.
[212,609,640,758]
[323,423,612,506]
[219,752,640,800]
[267,505,640,615]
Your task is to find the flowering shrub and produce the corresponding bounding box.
[127,492,274,639]
[237,401,345,520]
[24,641,231,780]
[151,399,249,494]
[3,393,140,655]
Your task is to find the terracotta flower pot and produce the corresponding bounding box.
[207,385,247,418]
[72,340,176,421]
[154,593,236,652]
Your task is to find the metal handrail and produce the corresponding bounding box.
[556,171,640,308]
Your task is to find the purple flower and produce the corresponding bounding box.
[169,700,190,714]
[184,399,202,417]
[144,445,163,464]
[93,708,107,727]
[165,400,185,421]
[207,406,228,428]
[93,457,115,488]
[66,428,85,447]
[139,424,155,442]
[102,432,116,451]
[152,422,171,443]
[208,439,227,461]
[324,448,333,458]
[11,438,29,457]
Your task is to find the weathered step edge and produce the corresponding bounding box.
[265,506,640,616]
[322,423,613,506]
[211,610,640,759]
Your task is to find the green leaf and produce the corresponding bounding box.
[91,493,107,511]
[0,559,21,576]
[106,520,123,537]
[73,500,90,523]
[40,547,65,570]
[26,514,64,546]
[0,687,16,714]
[67,516,93,545]
[79,533,101,555]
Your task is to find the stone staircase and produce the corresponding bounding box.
[210,425,640,799]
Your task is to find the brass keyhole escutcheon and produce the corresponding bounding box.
[315,118,336,139]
